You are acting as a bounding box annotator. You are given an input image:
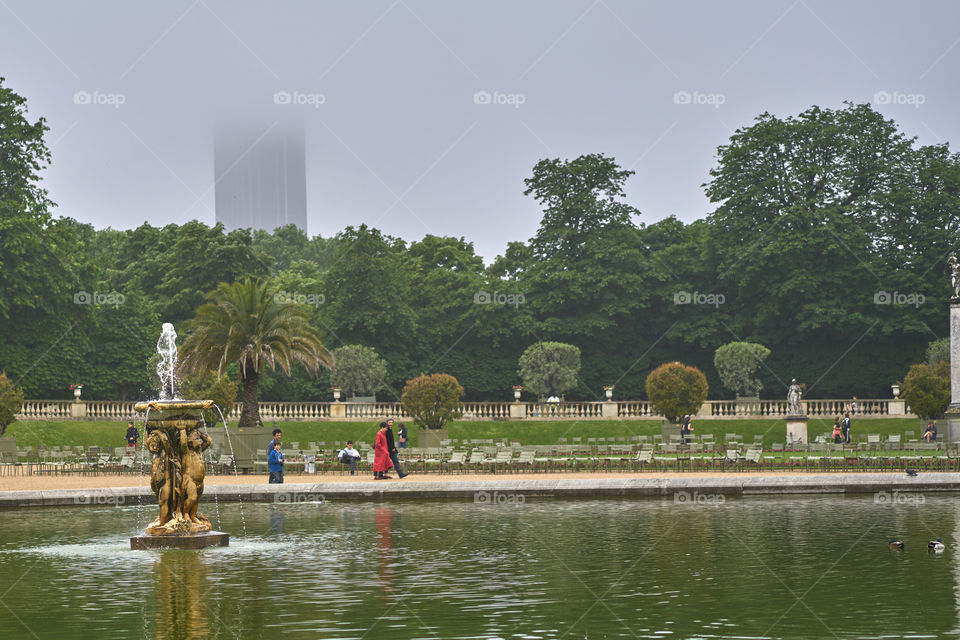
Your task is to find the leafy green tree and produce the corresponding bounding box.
[0,372,24,437]
[525,153,639,259]
[703,102,954,396]
[252,224,337,273]
[401,373,464,429]
[518,342,581,397]
[179,279,332,428]
[519,154,668,398]
[645,362,708,423]
[83,291,158,400]
[320,225,418,390]
[0,81,95,397]
[329,345,387,397]
[714,342,771,398]
[407,235,504,396]
[900,362,950,420]
[154,222,270,325]
[927,338,949,366]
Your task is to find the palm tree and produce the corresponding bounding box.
[180,278,332,428]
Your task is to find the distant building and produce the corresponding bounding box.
[214,122,307,233]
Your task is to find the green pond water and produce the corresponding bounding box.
[0,494,958,639]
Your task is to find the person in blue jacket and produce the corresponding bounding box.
[268,441,285,484]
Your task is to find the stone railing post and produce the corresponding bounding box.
[70,400,87,419]
[696,402,712,418]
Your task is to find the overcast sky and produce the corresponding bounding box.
[2,0,958,260]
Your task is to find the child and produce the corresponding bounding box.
[832,418,842,444]
[268,441,285,484]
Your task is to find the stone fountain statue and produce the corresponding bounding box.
[786,379,803,416]
[785,378,807,444]
[949,252,959,303]
[131,324,228,549]
[140,401,214,535]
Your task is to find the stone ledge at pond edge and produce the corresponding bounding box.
[2,473,960,507]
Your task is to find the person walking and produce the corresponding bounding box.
[125,421,139,449]
[268,441,285,484]
[841,412,852,444]
[373,422,393,480]
[397,422,408,449]
[385,418,408,479]
[680,415,694,444]
[338,441,361,475]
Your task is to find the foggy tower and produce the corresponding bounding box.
[214,122,307,233]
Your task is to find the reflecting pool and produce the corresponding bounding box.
[1,494,957,638]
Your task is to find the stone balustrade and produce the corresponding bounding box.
[19,398,916,421]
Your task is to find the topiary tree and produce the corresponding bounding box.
[0,372,24,437]
[645,362,708,423]
[177,369,239,426]
[927,337,949,367]
[518,341,581,398]
[900,362,950,420]
[329,345,387,397]
[713,341,770,398]
[401,373,464,429]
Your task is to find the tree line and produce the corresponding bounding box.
[1,76,956,403]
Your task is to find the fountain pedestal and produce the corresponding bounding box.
[131,530,229,550]
[946,302,960,443]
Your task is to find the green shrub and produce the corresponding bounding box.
[518,341,581,397]
[900,362,949,420]
[645,362,708,423]
[401,373,464,429]
[329,344,387,397]
[0,371,24,437]
[714,341,770,398]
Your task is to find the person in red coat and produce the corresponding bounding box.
[373,422,393,479]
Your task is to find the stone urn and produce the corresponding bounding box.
[73,387,82,400]
[332,388,341,401]
[891,384,900,398]
[605,388,613,400]
[513,389,522,401]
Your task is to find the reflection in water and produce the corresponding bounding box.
[269,506,286,534]
[155,551,209,640]
[375,506,394,596]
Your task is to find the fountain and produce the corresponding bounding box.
[130,323,229,550]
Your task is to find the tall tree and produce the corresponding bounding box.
[320,225,418,393]
[179,279,332,428]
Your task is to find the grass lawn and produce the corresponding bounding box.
[4,417,928,450]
